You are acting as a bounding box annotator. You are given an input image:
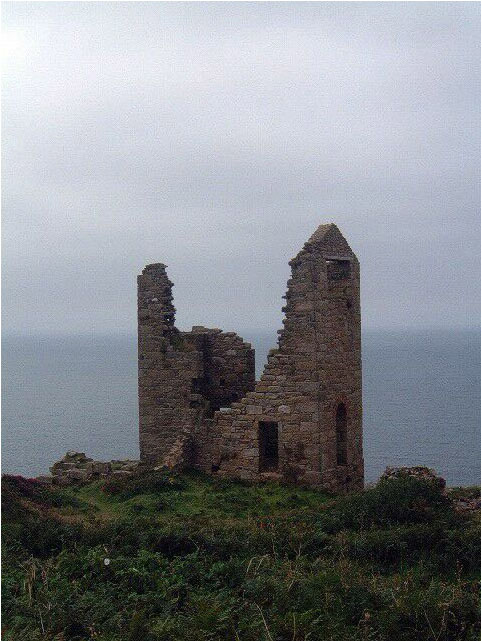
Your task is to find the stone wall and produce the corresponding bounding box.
[137,223,364,492]
[187,327,256,413]
[137,267,255,468]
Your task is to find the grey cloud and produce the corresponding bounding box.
[2,2,480,336]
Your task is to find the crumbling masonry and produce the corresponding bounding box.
[138,224,363,491]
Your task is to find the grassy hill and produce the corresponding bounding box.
[2,470,480,640]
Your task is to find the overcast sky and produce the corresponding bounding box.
[2,2,480,337]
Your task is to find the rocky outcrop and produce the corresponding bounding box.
[380,465,446,490]
[380,466,481,514]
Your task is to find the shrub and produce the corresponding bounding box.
[317,475,455,533]
[2,472,480,640]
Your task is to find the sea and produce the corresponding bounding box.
[2,329,480,486]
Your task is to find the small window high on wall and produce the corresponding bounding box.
[326,259,351,281]
[259,422,279,472]
[336,403,347,465]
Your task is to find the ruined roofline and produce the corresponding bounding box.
[137,261,254,354]
[182,326,253,352]
[307,222,339,244]
[138,222,356,336]
[139,220,354,289]
[290,222,355,265]
[142,262,168,273]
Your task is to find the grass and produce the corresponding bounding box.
[2,470,480,640]
[66,470,332,518]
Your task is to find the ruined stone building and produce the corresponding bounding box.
[138,223,363,491]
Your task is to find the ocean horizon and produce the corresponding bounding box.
[2,328,480,486]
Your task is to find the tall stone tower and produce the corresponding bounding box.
[137,223,363,492]
[137,263,198,464]
[212,223,363,491]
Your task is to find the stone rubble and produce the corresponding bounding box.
[43,451,140,486]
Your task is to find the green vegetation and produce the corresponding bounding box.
[2,470,480,640]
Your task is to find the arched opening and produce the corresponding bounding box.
[336,403,347,465]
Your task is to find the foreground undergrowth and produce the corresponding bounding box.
[2,470,480,640]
